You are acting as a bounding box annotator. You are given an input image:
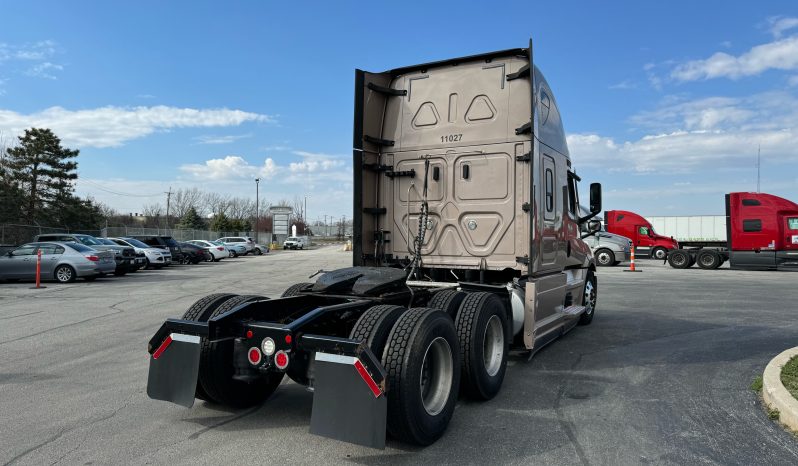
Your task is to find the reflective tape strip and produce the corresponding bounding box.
[152,336,172,360]
[354,359,383,398]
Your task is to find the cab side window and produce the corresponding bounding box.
[788,218,798,230]
[638,226,649,236]
[567,172,578,216]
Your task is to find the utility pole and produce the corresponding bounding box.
[324,214,328,237]
[165,187,172,229]
[255,178,260,243]
[756,144,761,193]
[304,195,307,232]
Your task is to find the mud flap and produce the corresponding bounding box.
[310,352,387,449]
[146,333,201,408]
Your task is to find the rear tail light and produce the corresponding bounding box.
[247,347,262,365]
[261,337,276,356]
[217,246,224,251]
[85,255,99,262]
[274,350,289,370]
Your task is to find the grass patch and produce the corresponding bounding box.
[782,355,798,400]
[767,406,780,420]
[751,376,763,392]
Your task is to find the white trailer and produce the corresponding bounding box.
[645,215,726,247]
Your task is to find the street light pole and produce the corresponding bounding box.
[255,178,260,243]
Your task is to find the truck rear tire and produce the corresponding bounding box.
[281,282,313,297]
[454,292,509,400]
[382,308,460,445]
[349,305,406,358]
[595,248,615,267]
[697,250,721,269]
[198,294,282,408]
[181,293,238,402]
[667,250,691,269]
[427,289,467,318]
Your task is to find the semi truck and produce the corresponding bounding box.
[606,192,798,270]
[145,41,604,448]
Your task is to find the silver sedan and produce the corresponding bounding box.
[0,242,116,283]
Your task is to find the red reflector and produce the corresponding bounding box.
[217,246,224,250]
[284,334,292,344]
[246,330,253,339]
[274,351,289,370]
[248,347,262,365]
[86,255,100,262]
[152,336,173,360]
[354,359,383,398]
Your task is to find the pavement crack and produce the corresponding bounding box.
[553,352,591,466]
[0,309,123,346]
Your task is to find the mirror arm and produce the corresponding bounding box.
[578,211,599,224]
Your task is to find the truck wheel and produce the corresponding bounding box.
[427,289,467,318]
[350,305,406,356]
[181,293,238,402]
[199,295,282,408]
[382,308,460,445]
[652,247,667,260]
[697,250,721,269]
[454,292,509,400]
[54,264,76,283]
[281,282,313,297]
[667,250,691,269]
[595,248,615,267]
[579,270,597,326]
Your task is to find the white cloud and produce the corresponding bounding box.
[608,79,636,90]
[24,62,63,79]
[194,133,252,145]
[0,40,57,62]
[569,91,798,173]
[671,35,798,81]
[180,155,279,180]
[288,150,346,173]
[0,105,273,148]
[768,16,798,38]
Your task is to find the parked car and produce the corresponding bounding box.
[98,238,146,270]
[283,236,309,250]
[216,236,255,254]
[130,235,184,263]
[178,242,209,264]
[110,237,172,268]
[251,239,269,255]
[186,240,227,262]
[0,242,115,283]
[34,233,137,276]
[582,230,632,266]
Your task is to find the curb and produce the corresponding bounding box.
[762,346,798,432]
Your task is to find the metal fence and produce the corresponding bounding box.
[0,223,103,247]
[100,226,257,242]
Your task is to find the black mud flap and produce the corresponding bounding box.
[146,333,201,408]
[310,352,387,449]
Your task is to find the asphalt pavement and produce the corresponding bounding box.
[1,247,797,465]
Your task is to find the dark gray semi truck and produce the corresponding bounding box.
[146,40,603,448]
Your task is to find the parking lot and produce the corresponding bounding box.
[1,246,797,465]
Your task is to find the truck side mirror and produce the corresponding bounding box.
[589,219,601,233]
[589,182,602,215]
[578,182,602,224]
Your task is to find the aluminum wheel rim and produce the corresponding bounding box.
[700,255,714,266]
[597,251,611,265]
[673,254,686,266]
[420,337,454,416]
[654,249,666,259]
[584,279,596,315]
[482,315,504,377]
[57,267,72,282]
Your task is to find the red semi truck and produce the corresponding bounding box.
[605,192,798,270]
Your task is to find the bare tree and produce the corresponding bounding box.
[227,196,255,220]
[204,192,231,217]
[143,202,164,218]
[96,201,119,219]
[171,187,205,219]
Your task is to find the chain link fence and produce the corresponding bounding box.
[1,223,103,247]
[100,226,259,242]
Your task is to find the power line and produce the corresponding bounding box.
[78,179,163,198]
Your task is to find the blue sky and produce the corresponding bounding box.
[1,1,797,220]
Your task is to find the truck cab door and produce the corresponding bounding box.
[786,216,798,250]
[540,155,558,269]
[634,225,652,257]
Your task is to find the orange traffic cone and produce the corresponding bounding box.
[623,245,642,272]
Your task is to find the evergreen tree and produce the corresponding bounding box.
[4,128,79,223]
[210,213,232,232]
[177,207,206,230]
